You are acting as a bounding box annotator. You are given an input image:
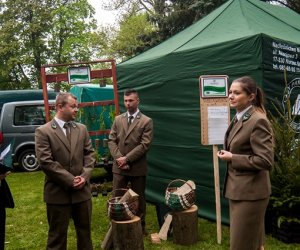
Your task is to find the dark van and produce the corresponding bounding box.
[0,89,57,114]
[0,100,55,171]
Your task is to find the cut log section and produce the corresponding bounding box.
[111,216,144,250]
[172,205,198,246]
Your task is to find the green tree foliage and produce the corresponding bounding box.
[47,1,97,64]
[269,98,300,225]
[0,0,97,89]
[150,0,226,42]
[263,0,300,14]
[103,0,226,59]
[109,13,155,60]
[89,28,110,61]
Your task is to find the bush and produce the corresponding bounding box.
[268,95,300,228]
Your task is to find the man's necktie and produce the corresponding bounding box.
[63,122,71,144]
[128,116,134,127]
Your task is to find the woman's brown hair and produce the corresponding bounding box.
[233,76,266,114]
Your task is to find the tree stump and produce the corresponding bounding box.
[111,216,144,250]
[172,205,198,245]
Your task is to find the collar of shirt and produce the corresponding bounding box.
[127,109,139,120]
[236,105,252,121]
[54,117,68,135]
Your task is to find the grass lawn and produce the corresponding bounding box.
[4,170,300,250]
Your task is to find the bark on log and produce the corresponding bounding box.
[111,216,144,250]
[172,205,198,245]
[101,225,113,250]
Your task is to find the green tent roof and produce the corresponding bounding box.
[122,0,300,64]
[116,0,300,223]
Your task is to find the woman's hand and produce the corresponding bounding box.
[217,150,233,162]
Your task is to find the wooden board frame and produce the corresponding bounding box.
[199,75,230,244]
[41,59,119,123]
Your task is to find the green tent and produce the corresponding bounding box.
[70,84,114,158]
[116,0,300,223]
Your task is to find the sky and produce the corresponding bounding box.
[87,0,118,26]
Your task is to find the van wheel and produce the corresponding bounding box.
[18,149,40,172]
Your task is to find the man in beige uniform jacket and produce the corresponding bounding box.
[108,89,153,234]
[35,93,95,250]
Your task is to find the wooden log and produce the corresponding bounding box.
[150,233,161,244]
[111,216,144,250]
[173,180,195,195]
[101,224,113,250]
[172,205,198,246]
[101,189,139,250]
[158,213,172,240]
[118,188,139,202]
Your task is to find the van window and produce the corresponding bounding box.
[14,105,46,126]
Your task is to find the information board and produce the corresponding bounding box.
[199,75,230,145]
[200,98,229,145]
[68,66,91,84]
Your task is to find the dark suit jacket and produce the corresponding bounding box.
[0,179,14,250]
[0,179,14,209]
[223,107,274,200]
[35,120,95,204]
[108,112,153,176]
